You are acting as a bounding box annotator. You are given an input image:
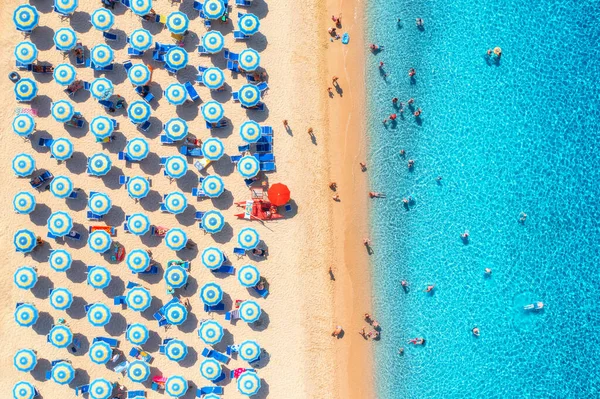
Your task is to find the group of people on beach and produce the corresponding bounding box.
[359,313,381,340]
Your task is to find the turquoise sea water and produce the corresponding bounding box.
[367,1,600,397]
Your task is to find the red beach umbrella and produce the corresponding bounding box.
[267,183,290,206]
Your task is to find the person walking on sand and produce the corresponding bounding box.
[332,76,339,85]
[332,325,343,337]
[283,119,289,128]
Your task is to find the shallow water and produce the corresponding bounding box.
[366,0,600,397]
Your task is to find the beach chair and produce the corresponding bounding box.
[193,0,202,10]
[253,286,269,298]
[257,153,274,162]
[75,385,90,396]
[87,211,104,221]
[192,187,208,198]
[285,203,293,213]
[233,247,246,258]
[135,86,155,103]
[138,120,151,132]
[260,162,276,172]
[180,146,204,157]
[195,211,206,220]
[160,135,176,145]
[184,82,200,102]
[114,361,129,374]
[261,126,273,135]
[38,137,53,147]
[123,60,133,72]
[258,135,273,144]
[225,309,240,321]
[201,348,231,364]
[197,45,210,55]
[226,345,238,356]
[139,265,158,275]
[121,0,131,7]
[236,0,252,6]
[232,91,240,101]
[152,51,166,63]
[127,390,146,398]
[194,158,211,172]
[230,155,242,164]
[93,63,114,72]
[233,31,250,41]
[223,49,239,61]
[93,336,119,347]
[211,265,235,274]
[256,143,271,153]
[67,190,78,199]
[227,61,240,73]
[238,144,250,153]
[203,303,225,312]
[153,311,165,322]
[119,175,130,185]
[257,82,269,92]
[103,32,119,41]
[127,281,140,289]
[130,347,153,362]
[128,47,144,57]
[99,99,115,111]
[114,296,126,305]
[197,386,224,397]
[118,152,135,162]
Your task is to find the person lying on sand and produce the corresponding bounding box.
[332,325,343,337]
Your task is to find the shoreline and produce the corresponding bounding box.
[323,0,374,397]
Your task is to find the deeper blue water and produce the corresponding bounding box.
[366,1,600,397]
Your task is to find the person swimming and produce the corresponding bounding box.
[408,68,416,77]
[369,192,386,198]
[370,44,384,52]
[409,338,425,345]
[472,327,480,337]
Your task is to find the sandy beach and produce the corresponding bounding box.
[0,0,371,398]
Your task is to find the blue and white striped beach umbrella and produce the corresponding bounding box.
[87,303,111,327]
[49,249,72,272]
[87,266,111,289]
[48,325,73,348]
[126,323,149,345]
[90,78,114,100]
[14,349,37,372]
[129,29,153,52]
[51,361,75,385]
[127,100,151,124]
[88,192,112,215]
[199,358,222,381]
[165,47,188,71]
[238,13,260,36]
[54,0,78,15]
[202,0,225,19]
[13,192,36,214]
[14,266,37,290]
[165,340,188,362]
[89,341,112,365]
[164,302,188,325]
[199,282,223,306]
[198,320,223,345]
[47,211,73,237]
[50,176,73,199]
[130,0,153,16]
[91,8,114,31]
[89,378,113,399]
[127,213,150,235]
[14,78,37,102]
[54,28,77,51]
[53,63,76,86]
[164,83,187,106]
[165,375,188,397]
[164,156,188,180]
[164,118,188,140]
[201,101,224,124]
[166,11,189,34]
[15,41,38,65]
[237,371,261,396]
[201,210,225,234]
[165,228,188,251]
[12,114,35,137]
[127,176,150,199]
[91,44,114,67]
[238,340,261,362]
[50,138,74,161]
[238,49,260,71]
[128,64,151,86]
[90,115,114,140]
[13,381,36,399]
[164,264,188,288]
[201,138,225,161]
[126,138,150,161]
[202,175,224,198]
[13,229,36,253]
[237,155,260,178]
[88,230,112,253]
[201,67,225,90]
[126,287,152,311]
[12,154,35,177]
[202,394,220,399]
[239,300,261,323]
[49,288,73,311]
[201,247,224,270]
[237,227,260,250]
[239,121,261,143]
[88,153,112,176]
[13,5,39,32]
[238,84,261,107]
[51,100,74,123]
[238,265,260,287]
[127,360,150,383]
[201,31,224,53]
[15,303,38,327]
[126,249,150,273]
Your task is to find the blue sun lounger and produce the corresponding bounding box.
[255,143,271,153]
[184,82,200,102]
[195,211,205,220]
[258,153,274,162]
[135,86,155,103]
[87,211,104,221]
[235,0,252,6]
[138,265,158,275]
[113,296,126,305]
[260,162,276,172]
[211,265,235,274]
[180,146,203,157]
[129,347,152,362]
[203,303,225,312]
[261,126,273,135]
[160,135,176,145]
[38,137,53,147]
[224,49,239,61]
[233,31,250,41]
[119,175,130,185]
[30,171,53,189]
[253,285,269,298]
[258,135,272,144]
[93,336,119,347]
[127,281,140,289]
[138,120,151,132]
[118,152,135,162]
[233,247,246,257]
[122,60,133,72]
[225,309,240,321]
[99,99,115,110]
[103,32,119,41]
[193,0,202,10]
[191,187,207,198]
[75,385,90,396]
[127,390,146,398]
[201,348,230,364]
[197,45,210,55]
[128,47,144,57]
[114,361,129,374]
[230,155,242,163]
[232,91,240,101]
[47,230,82,240]
[197,386,224,397]
[152,51,166,62]
[257,82,268,92]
